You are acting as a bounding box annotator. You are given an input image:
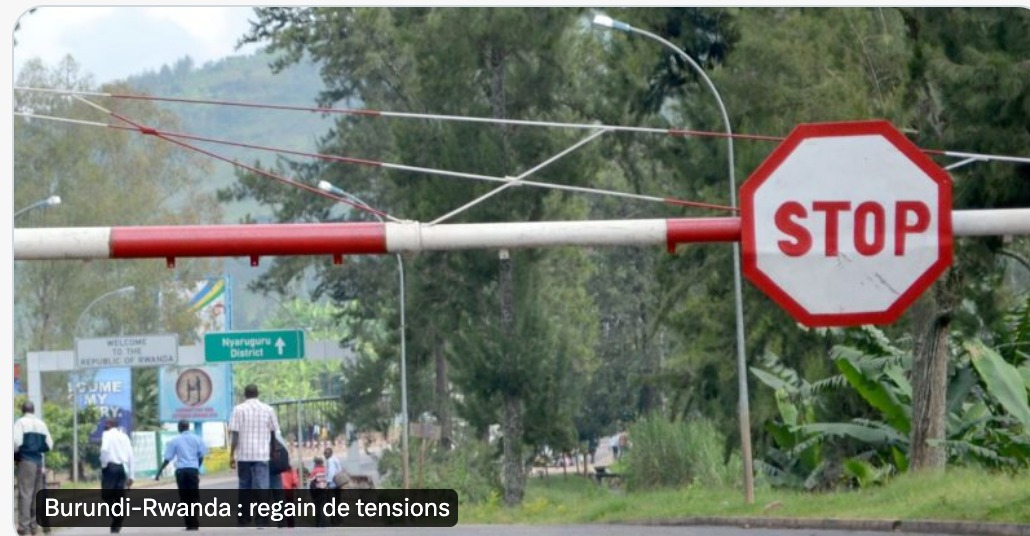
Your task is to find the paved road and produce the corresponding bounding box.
[56,474,1005,536]
[60,525,930,536]
[61,475,941,536]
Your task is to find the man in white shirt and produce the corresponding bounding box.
[228,384,280,527]
[609,433,620,460]
[323,447,345,525]
[99,418,134,533]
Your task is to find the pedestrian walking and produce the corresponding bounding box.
[268,431,291,528]
[308,457,329,528]
[323,447,345,525]
[99,418,134,534]
[228,384,280,527]
[155,420,207,531]
[609,433,620,460]
[324,447,342,488]
[279,466,299,529]
[14,400,53,536]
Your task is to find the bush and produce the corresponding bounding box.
[204,447,231,474]
[379,438,501,504]
[623,416,741,491]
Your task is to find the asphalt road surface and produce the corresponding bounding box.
[60,525,931,536]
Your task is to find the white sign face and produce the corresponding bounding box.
[75,334,179,368]
[741,121,952,327]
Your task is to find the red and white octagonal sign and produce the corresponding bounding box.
[741,120,953,327]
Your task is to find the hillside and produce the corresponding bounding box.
[124,52,333,329]
[125,51,333,224]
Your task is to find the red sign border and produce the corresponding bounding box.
[740,120,953,327]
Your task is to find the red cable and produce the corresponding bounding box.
[108,112,392,220]
[109,123,737,213]
[102,91,1016,161]
[111,93,381,117]
[667,128,785,143]
[110,124,382,168]
[109,92,777,144]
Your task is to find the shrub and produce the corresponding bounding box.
[623,416,740,491]
[379,438,501,504]
[204,447,231,474]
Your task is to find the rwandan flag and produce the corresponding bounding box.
[187,277,231,332]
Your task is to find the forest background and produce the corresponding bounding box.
[13,7,1030,509]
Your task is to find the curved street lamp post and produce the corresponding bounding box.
[72,285,135,483]
[15,195,61,219]
[318,180,410,490]
[593,14,754,503]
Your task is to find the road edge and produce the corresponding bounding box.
[622,517,1030,536]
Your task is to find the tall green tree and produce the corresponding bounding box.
[898,7,1030,471]
[14,57,220,416]
[236,7,605,503]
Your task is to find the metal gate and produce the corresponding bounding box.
[269,395,343,487]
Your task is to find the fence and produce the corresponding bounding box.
[269,396,344,487]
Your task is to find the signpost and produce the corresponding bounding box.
[741,120,953,327]
[75,334,179,368]
[204,329,305,363]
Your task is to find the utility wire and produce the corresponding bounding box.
[64,96,399,221]
[15,86,1030,167]
[429,128,612,225]
[14,110,738,213]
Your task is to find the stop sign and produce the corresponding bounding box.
[741,120,953,327]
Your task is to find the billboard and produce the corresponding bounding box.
[72,367,133,442]
[158,276,234,423]
[159,364,233,422]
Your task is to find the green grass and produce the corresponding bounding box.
[460,468,1030,525]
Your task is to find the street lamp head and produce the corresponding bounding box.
[592,14,631,32]
[15,194,62,219]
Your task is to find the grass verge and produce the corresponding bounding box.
[461,467,1030,525]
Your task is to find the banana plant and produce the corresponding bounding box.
[752,314,1030,490]
[751,351,840,490]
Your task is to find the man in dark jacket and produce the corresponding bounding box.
[14,401,53,535]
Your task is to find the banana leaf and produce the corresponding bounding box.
[797,421,906,445]
[836,357,911,434]
[967,340,1030,430]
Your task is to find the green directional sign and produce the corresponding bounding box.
[205,330,305,363]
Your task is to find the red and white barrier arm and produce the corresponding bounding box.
[12,209,1030,262]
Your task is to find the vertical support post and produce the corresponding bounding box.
[296,400,305,488]
[72,371,79,483]
[398,255,410,489]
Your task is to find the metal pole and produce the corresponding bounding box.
[71,372,79,483]
[16,211,1030,261]
[297,400,305,489]
[598,16,754,503]
[398,254,410,489]
[648,27,754,506]
[318,181,411,489]
[71,285,135,483]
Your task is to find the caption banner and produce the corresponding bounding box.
[37,489,458,528]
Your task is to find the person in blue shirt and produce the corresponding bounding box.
[156,420,208,531]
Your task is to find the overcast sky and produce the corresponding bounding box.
[13,6,260,84]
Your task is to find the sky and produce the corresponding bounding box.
[13,6,260,84]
